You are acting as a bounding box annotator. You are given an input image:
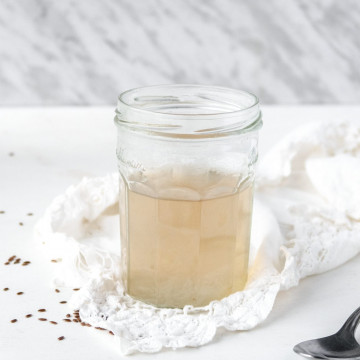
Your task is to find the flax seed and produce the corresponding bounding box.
[25,314,32,318]
[63,319,71,323]
[55,289,60,293]
[0,210,5,214]
[81,322,86,326]
[27,213,33,216]
[22,261,31,266]
[38,309,46,312]
[4,262,10,265]
[109,331,114,335]
[8,256,16,262]
[11,319,17,323]
[38,318,47,321]
[73,319,79,323]
[3,287,9,291]
[95,327,106,331]
[50,321,57,325]
[66,314,71,318]
[58,336,65,341]
[73,288,80,291]
[59,301,67,304]
[19,222,23,226]
[51,259,57,263]
[17,292,24,295]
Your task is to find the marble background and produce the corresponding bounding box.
[0,0,359,106]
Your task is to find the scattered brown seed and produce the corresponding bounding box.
[66,314,71,318]
[22,261,31,265]
[8,256,16,262]
[27,213,33,216]
[3,287,9,291]
[8,152,14,157]
[0,210,5,214]
[25,314,32,318]
[109,331,114,336]
[11,319,17,323]
[19,222,23,226]
[73,288,80,291]
[81,322,86,326]
[85,323,92,327]
[59,301,67,304]
[73,319,79,323]
[63,319,71,323]
[51,259,57,263]
[58,336,65,341]
[17,292,24,295]
[4,262,10,265]
[38,318,47,321]
[55,289,60,293]
[38,309,46,312]
[14,258,21,264]
[95,327,106,331]
[50,321,58,325]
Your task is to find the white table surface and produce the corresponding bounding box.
[1,106,360,359]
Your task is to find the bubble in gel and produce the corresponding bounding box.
[171,165,209,190]
[130,182,157,198]
[202,186,237,200]
[158,187,201,201]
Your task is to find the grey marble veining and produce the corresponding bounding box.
[0,0,359,105]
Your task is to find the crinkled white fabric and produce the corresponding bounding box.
[34,120,360,355]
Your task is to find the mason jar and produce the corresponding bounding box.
[114,84,262,308]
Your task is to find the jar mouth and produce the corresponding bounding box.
[115,84,262,137]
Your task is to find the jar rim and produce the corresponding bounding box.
[115,84,262,137]
[117,84,259,118]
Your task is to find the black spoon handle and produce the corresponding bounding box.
[339,306,360,335]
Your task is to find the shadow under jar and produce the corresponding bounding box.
[114,84,262,308]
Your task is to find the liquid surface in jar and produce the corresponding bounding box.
[120,171,253,308]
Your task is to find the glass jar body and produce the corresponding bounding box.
[115,85,262,308]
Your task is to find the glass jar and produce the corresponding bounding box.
[114,84,262,308]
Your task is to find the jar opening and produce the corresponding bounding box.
[115,84,262,137]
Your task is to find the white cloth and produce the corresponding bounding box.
[34,120,360,355]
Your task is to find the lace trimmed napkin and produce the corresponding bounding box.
[34,120,360,355]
